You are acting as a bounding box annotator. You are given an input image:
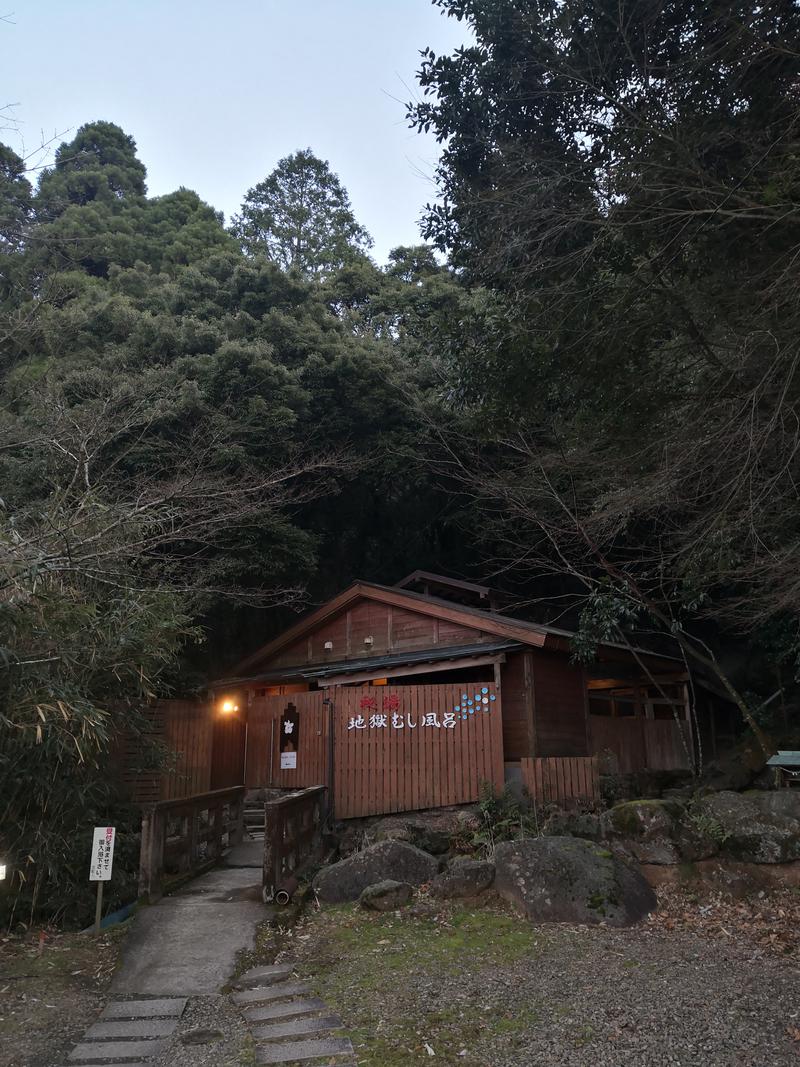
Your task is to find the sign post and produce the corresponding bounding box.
[88,826,115,934]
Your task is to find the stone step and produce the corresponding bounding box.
[84,1018,179,1041]
[235,964,293,989]
[255,1036,354,1064]
[232,981,311,1006]
[244,997,327,1024]
[100,998,187,1020]
[252,1014,343,1042]
[67,1038,165,1062]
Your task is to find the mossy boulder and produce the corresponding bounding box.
[493,836,656,926]
[693,790,800,863]
[430,857,495,898]
[359,880,414,911]
[600,799,685,864]
[543,811,602,841]
[312,840,439,904]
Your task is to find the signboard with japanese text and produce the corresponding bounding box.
[248,683,505,819]
[279,703,299,770]
[88,826,115,882]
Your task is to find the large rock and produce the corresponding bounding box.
[359,880,413,911]
[494,836,656,926]
[312,840,439,903]
[601,799,685,864]
[694,790,800,863]
[544,811,602,842]
[367,810,467,854]
[430,857,495,898]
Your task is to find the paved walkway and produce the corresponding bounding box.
[110,866,265,996]
[61,841,356,1066]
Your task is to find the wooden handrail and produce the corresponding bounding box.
[138,785,245,902]
[263,786,327,903]
[142,785,245,813]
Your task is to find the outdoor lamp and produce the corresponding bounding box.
[219,698,239,715]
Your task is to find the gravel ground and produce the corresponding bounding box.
[153,993,253,1067]
[282,892,800,1067]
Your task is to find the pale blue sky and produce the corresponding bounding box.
[3,1,470,262]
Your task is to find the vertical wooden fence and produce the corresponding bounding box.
[589,716,692,773]
[248,684,505,819]
[124,700,245,803]
[521,756,600,808]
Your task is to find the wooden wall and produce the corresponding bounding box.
[268,601,494,670]
[248,684,505,819]
[530,651,590,757]
[125,700,245,803]
[589,715,692,772]
[499,651,533,760]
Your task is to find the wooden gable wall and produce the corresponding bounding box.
[265,598,496,671]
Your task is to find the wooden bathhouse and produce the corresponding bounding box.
[195,572,726,818]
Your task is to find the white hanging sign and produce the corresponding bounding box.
[280,751,297,770]
[89,826,116,882]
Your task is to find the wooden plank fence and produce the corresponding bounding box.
[589,715,692,773]
[125,700,244,803]
[521,756,600,808]
[248,684,505,819]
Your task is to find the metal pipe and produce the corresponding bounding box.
[275,875,298,905]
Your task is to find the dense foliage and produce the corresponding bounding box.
[0,126,467,924]
[410,0,800,734]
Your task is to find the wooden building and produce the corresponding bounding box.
[205,573,718,818]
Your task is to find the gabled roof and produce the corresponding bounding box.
[216,639,522,688]
[229,580,552,677]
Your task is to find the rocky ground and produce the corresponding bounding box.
[0,924,125,1067]
[278,885,800,1067]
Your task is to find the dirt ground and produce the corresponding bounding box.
[2,885,799,1067]
[277,885,800,1067]
[0,924,124,1067]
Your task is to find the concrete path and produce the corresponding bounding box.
[111,866,266,996]
[62,839,356,1065]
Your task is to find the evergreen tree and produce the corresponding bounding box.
[232,148,373,278]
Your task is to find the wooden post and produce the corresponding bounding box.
[94,882,103,933]
[138,806,159,901]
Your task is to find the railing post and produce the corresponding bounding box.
[139,805,165,903]
[231,792,245,846]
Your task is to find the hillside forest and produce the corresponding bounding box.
[3,0,800,923]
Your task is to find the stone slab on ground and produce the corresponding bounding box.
[110,869,267,995]
[67,1038,165,1062]
[101,998,187,1020]
[255,1035,355,1064]
[84,1018,178,1040]
[251,1014,343,1041]
[231,981,311,1006]
[243,997,327,1024]
[235,964,292,988]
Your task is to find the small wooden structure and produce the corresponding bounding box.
[199,574,723,816]
[767,751,800,787]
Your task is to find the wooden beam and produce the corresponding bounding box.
[319,653,506,688]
